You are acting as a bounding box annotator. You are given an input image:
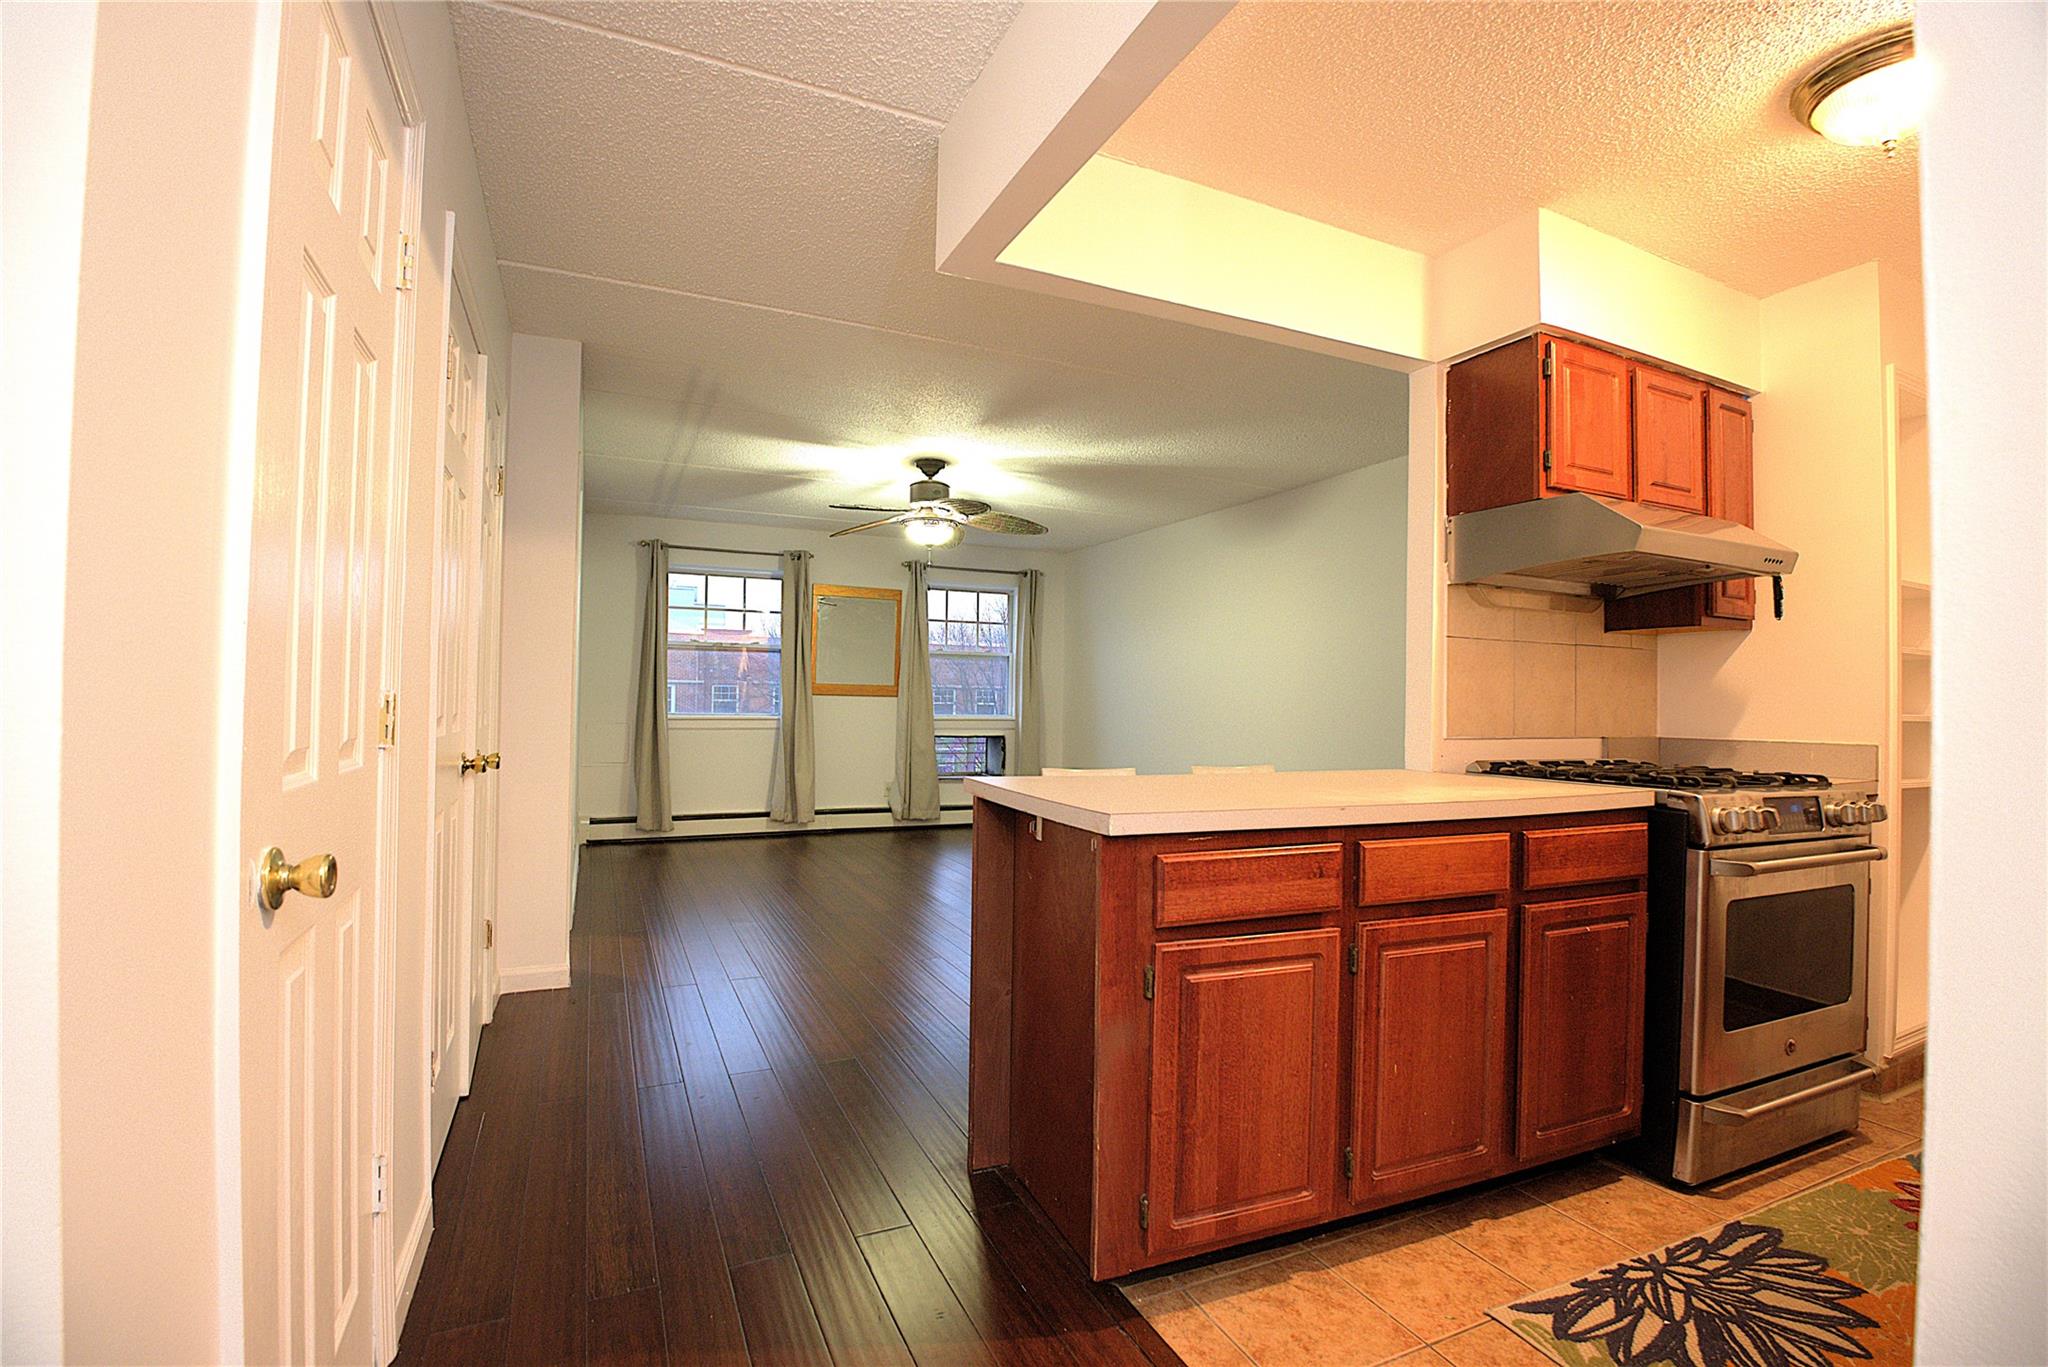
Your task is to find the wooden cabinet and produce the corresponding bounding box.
[1448,337,1758,634]
[1447,334,1632,515]
[1351,912,1511,1201]
[1631,365,1708,513]
[1606,388,1757,633]
[1146,929,1341,1258]
[1516,894,1648,1163]
[1549,339,1634,500]
[971,807,1651,1280]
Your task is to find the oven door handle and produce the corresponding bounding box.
[1700,1062,1878,1126]
[1709,848,1887,877]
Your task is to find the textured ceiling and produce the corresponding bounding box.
[1104,0,1922,298]
[448,1,1408,550]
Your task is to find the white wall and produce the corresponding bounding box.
[578,513,1066,835]
[1656,264,1891,747]
[496,336,583,988]
[1062,459,1409,773]
[1,4,99,1358]
[1915,2,2047,1359]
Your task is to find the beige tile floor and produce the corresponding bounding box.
[1119,1088,1924,1366]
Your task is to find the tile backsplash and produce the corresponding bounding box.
[1445,585,1657,740]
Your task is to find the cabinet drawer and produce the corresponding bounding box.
[1154,844,1344,927]
[1356,834,1510,906]
[1520,824,1648,891]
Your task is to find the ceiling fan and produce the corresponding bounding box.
[829,456,1049,549]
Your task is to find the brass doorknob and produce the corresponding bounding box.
[460,752,487,774]
[258,847,338,911]
[484,751,500,771]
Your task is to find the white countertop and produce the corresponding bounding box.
[963,769,1652,837]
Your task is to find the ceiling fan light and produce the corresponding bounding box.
[905,516,962,548]
[1793,24,1926,152]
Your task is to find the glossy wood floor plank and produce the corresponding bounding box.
[395,829,1179,1366]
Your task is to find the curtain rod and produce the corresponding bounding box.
[641,539,783,561]
[903,560,1031,577]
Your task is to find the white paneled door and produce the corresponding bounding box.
[239,2,407,1362]
[471,401,507,1056]
[428,276,486,1154]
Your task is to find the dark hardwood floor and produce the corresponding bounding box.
[395,828,1180,1366]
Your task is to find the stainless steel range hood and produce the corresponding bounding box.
[1449,494,1797,599]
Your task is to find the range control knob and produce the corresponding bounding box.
[1741,807,1766,832]
[1713,809,1735,834]
[1868,802,1889,823]
[1822,802,1850,826]
[1760,807,1783,830]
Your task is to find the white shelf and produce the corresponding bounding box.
[1900,646,1932,659]
[1900,778,1932,791]
[1900,579,1931,596]
[1901,713,1931,724]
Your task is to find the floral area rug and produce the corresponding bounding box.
[1490,1152,1922,1367]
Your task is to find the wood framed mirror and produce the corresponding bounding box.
[810,584,902,696]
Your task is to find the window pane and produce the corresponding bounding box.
[947,590,977,623]
[707,575,745,608]
[927,621,944,649]
[979,593,1009,623]
[931,653,1009,716]
[928,589,945,621]
[945,621,974,649]
[669,573,705,607]
[978,623,1011,653]
[666,644,782,717]
[668,607,704,638]
[744,576,780,612]
[932,685,960,716]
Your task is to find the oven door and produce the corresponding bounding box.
[1680,841,1879,1097]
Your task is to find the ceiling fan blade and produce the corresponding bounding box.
[828,503,909,514]
[934,498,991,517]
[966,511,1049,536]
[830,514,910,537]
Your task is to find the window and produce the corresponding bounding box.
[929,587,1014,719]
[667,568,781,718]
[936,734,1007,778]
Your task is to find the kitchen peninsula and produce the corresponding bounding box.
[964,770,1654,1279]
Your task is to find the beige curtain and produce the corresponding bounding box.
[890,560,941,820]
[768,550,815,823]
[632,542,674,833]
[1013,568,1045,776]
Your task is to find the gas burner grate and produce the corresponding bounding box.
[1470,760,1836,791]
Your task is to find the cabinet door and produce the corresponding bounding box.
[1705,389,1756,619]
[1517,896,1647,1163]
[1352,912,1510,1203]
[1632,365,1709,513]
[1148,929,1341,1257]
[1544,338,1632,499]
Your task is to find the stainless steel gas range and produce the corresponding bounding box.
[1469,759,1887,1185]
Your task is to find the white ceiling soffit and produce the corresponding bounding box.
[448,0,1408,551]
[1101,0,1922,301]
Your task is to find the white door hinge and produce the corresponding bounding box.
[379,692,399,748]
[397,234,418,291]
[371,1154,388,1214]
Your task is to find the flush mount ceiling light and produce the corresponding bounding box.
[1792,23,1927,156]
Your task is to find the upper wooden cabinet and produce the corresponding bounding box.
[1549,340,1633,500]
[1605,388,1757,633]
[1446,333,1747,521]
[1146,928,1341,1258]
[1632,365,1709,513]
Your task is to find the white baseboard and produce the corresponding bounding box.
[497,963,570,993]
[391,1197,432,1353]
[583,809,973,842]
